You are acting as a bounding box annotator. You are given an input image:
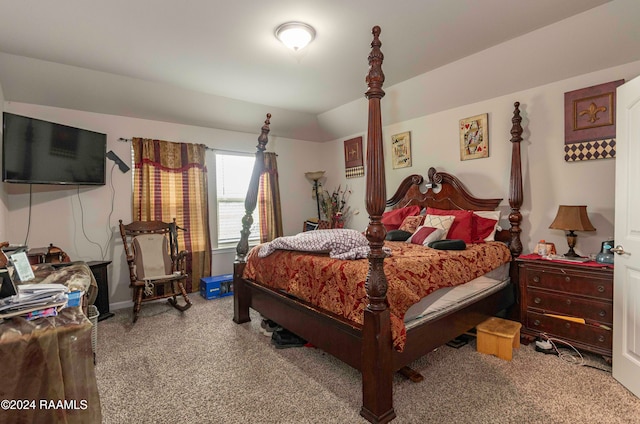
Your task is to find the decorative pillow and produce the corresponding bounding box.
[385,229,413,241]
[427,239,467,250]
[473,216,498,242]
[381,205,421,231]
[422,214,455,235]
[473,210,501,242]
[406,226,445,245]
[426,207,473,243]
[399,215,425,233]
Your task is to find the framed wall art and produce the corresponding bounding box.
[564,79,624,161]
[459,113,488,161]
[343,136,364,178]
[391,131,411,169]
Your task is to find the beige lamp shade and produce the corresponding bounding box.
[549,205,596,231]
[304,171,325,181]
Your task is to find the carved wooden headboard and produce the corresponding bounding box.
[386,167,502,212]
[386,167,511,245]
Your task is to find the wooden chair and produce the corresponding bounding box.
[119,219,192,323]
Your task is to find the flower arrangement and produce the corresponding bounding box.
[319,184,353,228]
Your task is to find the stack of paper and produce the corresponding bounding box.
[0,283,69,319]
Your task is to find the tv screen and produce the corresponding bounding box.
[2,112,106,185]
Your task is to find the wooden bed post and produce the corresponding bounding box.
[233,113,271,324]
[360,26,396,424]
[508,102,523,258]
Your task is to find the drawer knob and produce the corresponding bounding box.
[598,335,605,343]
[533,276,540,283]
[598,285,605,293]
[599,310,606,317]
[566,299,571,305]
[565,322,571,329]
[565,276,571,282]
[534,320,540,326]
[534,297,541,304]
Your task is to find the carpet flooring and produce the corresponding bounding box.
[95,295,640,423]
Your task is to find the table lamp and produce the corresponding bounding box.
[305,171,325,221]
[549,205,596,258]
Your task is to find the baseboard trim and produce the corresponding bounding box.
[110,300,134,311]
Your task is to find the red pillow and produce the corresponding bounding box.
[426,207,474,243]
[381,205,421,231]
[473,215,499,243]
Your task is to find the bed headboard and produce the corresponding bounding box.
[385,167,510,245]
[386,167,502,212]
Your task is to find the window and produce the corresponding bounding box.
[214,152,260,247]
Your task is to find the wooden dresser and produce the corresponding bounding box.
[516,257,613,359]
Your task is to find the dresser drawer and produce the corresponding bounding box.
[526,288,613,325]
[526,311,612,351]
[522,266,612,299]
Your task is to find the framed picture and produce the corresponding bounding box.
[563,79,623,161]
[459,113,489,161]
[391,131,411,169]
[344,136,363,168]
[344,136,364,178]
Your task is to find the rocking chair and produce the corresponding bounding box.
[119,219,192,323]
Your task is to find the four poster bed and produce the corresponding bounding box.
[233,26,524,423]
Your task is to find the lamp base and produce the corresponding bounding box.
[563,250,581,258]
[564,231,579,258]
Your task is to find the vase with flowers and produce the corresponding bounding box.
[319,184,352,228]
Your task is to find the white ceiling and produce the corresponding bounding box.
[0,0,635,142]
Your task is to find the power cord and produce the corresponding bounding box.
[23,184,33,245]
[76,186,105,260]
[537,333,611,373]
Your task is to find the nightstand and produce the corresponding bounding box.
[517,257,613,359]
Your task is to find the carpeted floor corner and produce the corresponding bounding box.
[95,295,640,423]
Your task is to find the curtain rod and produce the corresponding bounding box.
[118,137,215,151]
[117,138,276,156]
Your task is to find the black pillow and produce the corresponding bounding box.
[427,239,467,250]
[385,229,413,241]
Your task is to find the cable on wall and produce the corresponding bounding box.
[76,185,106,260]
[23,185,33,246]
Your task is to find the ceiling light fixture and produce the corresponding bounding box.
[275,22,316,51]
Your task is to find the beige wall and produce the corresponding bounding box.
[2,103,328,307]
[4,60,639,310]
[333,60,640,257]
[0,82,6,241]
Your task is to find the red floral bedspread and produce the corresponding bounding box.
[243,241,511,351]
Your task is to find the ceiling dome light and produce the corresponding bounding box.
[275,22,316,51]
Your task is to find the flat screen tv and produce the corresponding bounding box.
[2,112,106,185]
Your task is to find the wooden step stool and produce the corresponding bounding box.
[476,317,522,361]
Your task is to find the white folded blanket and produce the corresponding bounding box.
[258,229,378,260]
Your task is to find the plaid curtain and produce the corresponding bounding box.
[132,138,212,292]
[258,152,283,242]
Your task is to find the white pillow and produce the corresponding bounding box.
[422,214,455,236]
[473,210,501,242]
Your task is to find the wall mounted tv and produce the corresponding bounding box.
[2,112,107,185]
